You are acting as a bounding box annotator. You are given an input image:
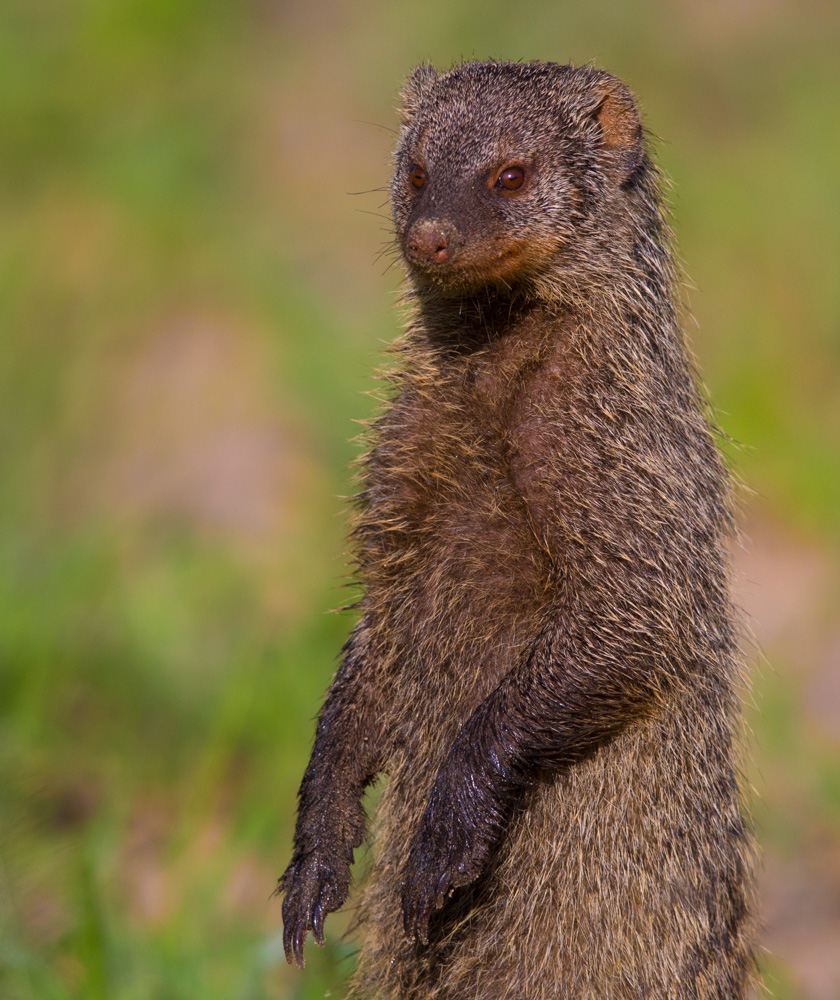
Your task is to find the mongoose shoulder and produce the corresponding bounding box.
[280,59,759,1000]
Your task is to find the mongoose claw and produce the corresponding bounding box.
[279,850,350,968]
[401,886,433,945]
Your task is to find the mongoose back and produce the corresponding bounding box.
[280,60,758,1000]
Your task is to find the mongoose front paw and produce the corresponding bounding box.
[400,819,483,944]
[279,850,350,968]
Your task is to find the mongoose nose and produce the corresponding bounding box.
[406,221,456,265]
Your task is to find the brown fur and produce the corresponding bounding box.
[280,60,759,1000]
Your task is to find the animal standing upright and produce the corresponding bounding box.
[280,60,758,1000]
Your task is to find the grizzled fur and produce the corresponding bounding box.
[280,60,759,1000]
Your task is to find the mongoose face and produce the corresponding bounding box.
[391,61,643,297]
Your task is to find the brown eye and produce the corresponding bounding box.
[496,165,526,192]
[409,164,427,189]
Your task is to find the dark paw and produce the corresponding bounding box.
[400,820,483,944]
[279,849,350,968]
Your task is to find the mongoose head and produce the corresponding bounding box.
[391,61,646,300]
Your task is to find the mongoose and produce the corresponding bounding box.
[280,60,759,1000]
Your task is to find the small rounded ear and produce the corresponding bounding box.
[591,76,643,179]
[399,64,439,123]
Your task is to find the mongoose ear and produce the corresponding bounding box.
[399,64,439,123]
[591,78,643,179]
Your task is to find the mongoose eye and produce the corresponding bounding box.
[409,165,427,189]
[496,165,526,192]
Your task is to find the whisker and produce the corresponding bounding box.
[352,119,398,135]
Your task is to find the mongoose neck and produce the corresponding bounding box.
[412,289,562,356]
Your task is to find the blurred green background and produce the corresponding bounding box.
[1,1,839,998]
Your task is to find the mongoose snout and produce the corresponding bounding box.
[405,219,458,265]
